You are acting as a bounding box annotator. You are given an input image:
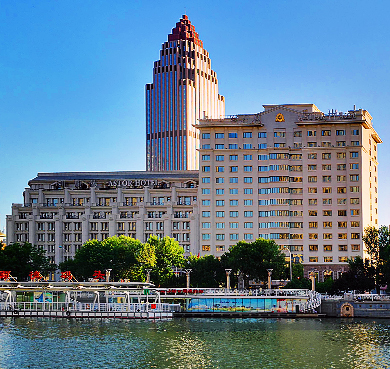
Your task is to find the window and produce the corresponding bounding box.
[230,155,238,161]
[216,166,224,172]
[324,245,332,251]
[351,233,360,239]
[202,234,211,240]
[337,164,346,170]
[243,132,252,138]
[230,177,238,183]
[337,198,346,205]
[309,245,318,251]
[230,234,239,240]
[323,233,333,239]
[244,211,253,217]
[202,211,210,217]
[338,221,347,228]
[202,144,211,149]
[229,144,238,149]
[216,211,225,217]
[339,256,348,263]
[244,177,253,183]
[202,177,210,183]
[337,152,346,159]
[352,244,361,251]
[230,222,239,228]
[351,141,360,146]
[350,198,359,204]
[322,130,331,136]
[309,233,318,239]
[309,222,318,228]
[338,210,347,216]
[308,187,317,193]
[308,153,317,159]
[350,152,359,158]
[230,211,239,217]
[229,132,237,138]
[244,222,253,228]
[307,130,316,136]
[202,155,210,161]
[244,200,253,206]
[216,189,224,195]
[352,129,360,135]
[215,133,224,139]
[323,176,331,183]
[202,133,210,139]
[244,166,252,172]
[308,199,317,205]
[244,234,253,240]
[324,257,333,263]
[274,143,286,148]
[294,131,302,137]
[243,154,252,160]
[350,186,360,192]
[322,153,331,160]
[258,132,267,138]
[351,209,360,216]
[202,166,210,172]
[216,246,225,252]
[336,130,346,136]
[309,257,318,262]
[337,141,346,147]
[308,176,317,183]
[322,164,331,170]
[309,210,317,216]
[337,175,346,182]
[202,200,210,206]
[244,188,253,194]
[308,165,317,171]
[216,234,225,241]
[323,221,332,228]
[230,200,238,206]
[215,144,224,149]
[243,143,252,149]
[338,233,348,239]
[230,189,238,195]
[258,143,267,149]
[350,174,359,182]
[274,131,285,137]
[323,198,332,205]
[216,200,225,207]
[202,222,211,228]
[215,155,224,161]
[339,245,348,251]
[307,142,317,147]
[323,187,332,193]
[202,245,211,251]
[323,210,332,216]
[216,177,224,183]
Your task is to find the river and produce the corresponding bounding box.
[0,317,389,368]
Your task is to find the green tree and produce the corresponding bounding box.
[0,242,56,281]
[222,238,286,288]
[186,254,225,288]
[147,236,185,287]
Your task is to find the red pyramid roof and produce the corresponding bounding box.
[168,15,203,48]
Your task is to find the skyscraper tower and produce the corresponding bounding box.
[146,15,225,171]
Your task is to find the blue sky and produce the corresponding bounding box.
[1,0,390,230]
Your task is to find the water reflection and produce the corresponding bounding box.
[0,318,390,368]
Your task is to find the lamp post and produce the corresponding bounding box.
[105,269,112,283]
[283,247,293,281]
[185,269,192,289]
[309,271,316,291]
[145,269,152,284]
[267,269,273,290]
[225,269,232,291]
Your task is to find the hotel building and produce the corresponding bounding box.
[197,104,381,277]
[6,171,200,266]
[146,15,225,172]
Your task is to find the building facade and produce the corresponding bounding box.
[6,171,200,266]
[146,15,225,172]
[197,104,381,278]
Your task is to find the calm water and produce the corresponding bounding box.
[1,318,390,368]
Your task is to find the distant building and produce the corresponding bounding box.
[196,104,381,278]
[146,15,225,172]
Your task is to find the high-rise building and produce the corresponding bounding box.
[197,104,381,278]
[146,15,225,172]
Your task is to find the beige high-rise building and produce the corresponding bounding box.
[146,15,225,172]
[197,104,381,278]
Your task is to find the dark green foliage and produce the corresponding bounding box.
[186,254,225,288]
[222,238,287,287]
[284,278,311,290]
[0,242,56,281]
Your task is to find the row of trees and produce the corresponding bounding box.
[0,236,288,287]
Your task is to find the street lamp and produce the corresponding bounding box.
[105,269,112,283]
[225,269,232,291]
[145,269,152,284]
[282,247,293,281]
[309,271,316,291]
[185,269,192,289]
[267,269,273,290]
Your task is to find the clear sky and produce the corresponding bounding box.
[1,0,390,231]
